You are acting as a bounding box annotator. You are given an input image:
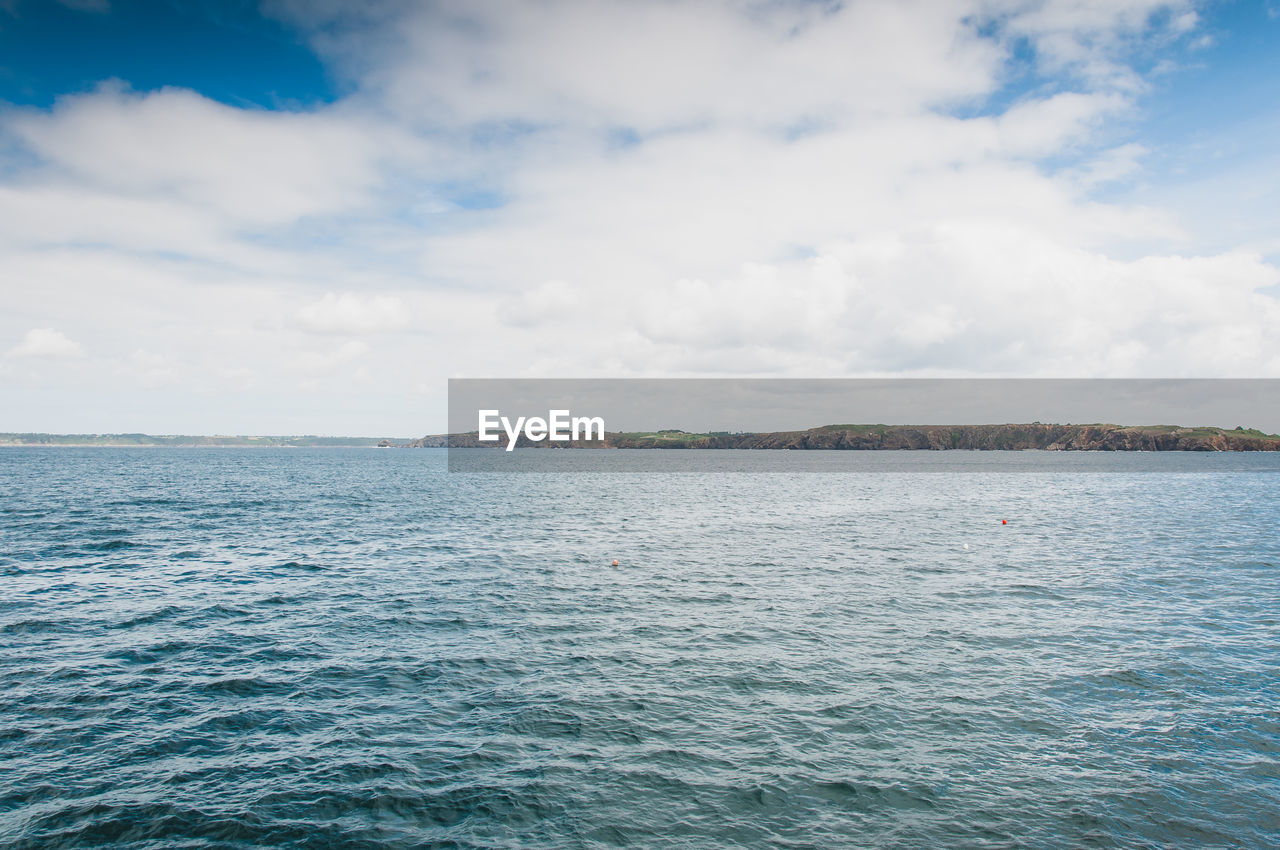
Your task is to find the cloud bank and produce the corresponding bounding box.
[1,0,1277,432]
[7,328,82,359]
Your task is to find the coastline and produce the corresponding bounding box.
[0,435,407,448]
[418,422,1280,451]
[10,423,1280,451]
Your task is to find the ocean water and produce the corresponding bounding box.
[2,448,1279,848]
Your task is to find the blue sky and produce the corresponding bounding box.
[1,0,1279,434]
[0,0,335,108]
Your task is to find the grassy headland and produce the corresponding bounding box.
[412,423,1280,451]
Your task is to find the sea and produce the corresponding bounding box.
[2,447,1278,848]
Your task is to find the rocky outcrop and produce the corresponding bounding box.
[739,424,1280,451]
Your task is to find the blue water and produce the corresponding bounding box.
[2,448,1279,847]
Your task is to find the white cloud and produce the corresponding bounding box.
[990,0,1195,85]
[121,349,179,388]
[6,84,422,229]
[7,328,83,358]
[293,339,371,374]
[298,292,411,334]
[496,280,582,328]
[490,232,1279,379]
[1171,10,1200,32]
[359,0,1003,129]
[1069,142,1149,187]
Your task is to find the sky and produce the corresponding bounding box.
[1,0,1279,436]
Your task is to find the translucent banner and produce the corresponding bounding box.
[442,379,1280,472]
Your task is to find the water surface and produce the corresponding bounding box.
[2,448,1278,847]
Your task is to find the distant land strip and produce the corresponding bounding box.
[413,423,1280,451]
[7,424,1279,450]
[0,434,408,447]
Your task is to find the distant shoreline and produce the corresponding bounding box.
[0,434,407,448]
[414,423,1280,451]
[8,423,1280,451]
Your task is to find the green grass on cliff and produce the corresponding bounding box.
[615,431,713,444]
[813,423,1280,440]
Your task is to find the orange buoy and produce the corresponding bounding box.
[1002,519,1008,525]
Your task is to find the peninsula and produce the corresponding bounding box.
[411,423,1280,451]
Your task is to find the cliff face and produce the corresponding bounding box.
[711,424,1280,451]
[409,424,1280,451]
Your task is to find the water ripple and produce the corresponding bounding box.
[1,448,1278,847]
